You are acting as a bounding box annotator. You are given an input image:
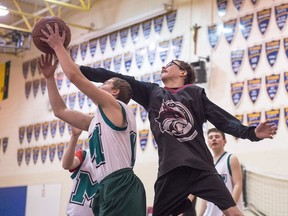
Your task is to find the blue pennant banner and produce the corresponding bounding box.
[265,74,280,101]
[257,8,271,36]
[247,78,261,104]
[240,14,253,40]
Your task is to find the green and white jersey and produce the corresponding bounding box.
[88,101,137,183]
[67,150,99,216]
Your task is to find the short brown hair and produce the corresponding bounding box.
[207,128,226,140]
[111,77,132,104]
[176,60,196,84]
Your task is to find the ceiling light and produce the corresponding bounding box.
[0,6,9,16]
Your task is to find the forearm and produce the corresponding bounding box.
[232,184,242,203]
[46,77,67,117]
[62,135,78,169]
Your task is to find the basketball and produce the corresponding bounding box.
[32,16,71,53]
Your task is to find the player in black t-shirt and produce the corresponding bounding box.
[80,60,277,216]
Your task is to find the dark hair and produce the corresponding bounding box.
[176,60,196,84]
[207,128,226,140]
[111,77,132,104]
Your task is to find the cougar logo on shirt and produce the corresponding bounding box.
[155,100,198,142]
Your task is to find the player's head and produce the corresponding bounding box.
[161,60,196,85]
[207,128,226,150]
[100,77,132,104]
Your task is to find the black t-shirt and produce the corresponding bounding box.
[80,66,260,177]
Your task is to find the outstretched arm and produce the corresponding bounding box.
[62,126,82,170]
[230,155,243,204]
[38,53,92,131]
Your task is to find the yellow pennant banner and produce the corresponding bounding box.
[0,61,10,101]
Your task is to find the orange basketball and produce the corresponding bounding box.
[32,16,71,53]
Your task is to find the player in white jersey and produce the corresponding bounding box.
[199,128,244,216]
[38,23,146,216]
[63,126,98,216]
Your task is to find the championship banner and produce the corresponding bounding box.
[265,109,280,127]
[103,58,112,70]
[141,73,151,82]
[217,0,228,17]
[166,10,177,32]
[58,119,66,137]
[40,77,46,95]
[76,140,83,151]
[129,103,138,117]
[135,47,145,69]
[26,125,33,143]
[113,55,122,73]
[265,74,280,101]
[265,40,280,67]
[284,72,288,94]
[233,0,243,11]
[154,15,164,35]
[42,121,49,140]
[50,120,57,138]
[68,124,72,135]
[30,59,37,77]
[32,79,40,97]
[140,106,148,122]
[247,78,261,104]
[158,40,169,62]
[2,137,8,153]
[57,142,65,161]
[49,144,56,162]
[99,35,108,54]
[25,81,32,99]
[87,95,93,108]
[61,94,68,105]
[78,91,85,109]
[19,126,25,144]
[80,41,88,61]
[139,129,149,151]
[119,28,129,48]
[284,38,288,58]
[250,0,259,6]
[208,24,219,49]
[142,19,152,39]
[33,146,40,164]
[153,71,162,86]
[89,38,98,58]
[152,135,158,149]
[223,19,237,44]
[285,107,288,127]
[25,147,32,165]
[231,82,244,107]
[240,14,253,40]
[130,24,140,44]
[22,61,29,79]
[231,49,244,75]
[0,61,10,101]
[70,45,79,61]
[172,36,183,59]
[68,92,76,109]
[235,114,244,124]
[56,72,64,90]
[41,145,48,164]
[17,148,24,166]
[109,31,118,51]
[124,52,133,72]
[275,3,288,31]
[247,112,261,127]
[93,60,102,69]
[34,123,41,141]
[248,44,262,71]
[257,8,271,36]
[147,45,156,65]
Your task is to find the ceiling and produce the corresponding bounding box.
[0,0,100,55]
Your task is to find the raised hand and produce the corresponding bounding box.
[40,23,66,49]
[37,53,58,79]
[255,120,277,139]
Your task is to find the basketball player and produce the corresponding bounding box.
[199,128,244,216]
[62,126,98,216]
[38,24,146,216]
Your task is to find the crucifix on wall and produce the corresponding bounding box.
[192,23,201,55]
